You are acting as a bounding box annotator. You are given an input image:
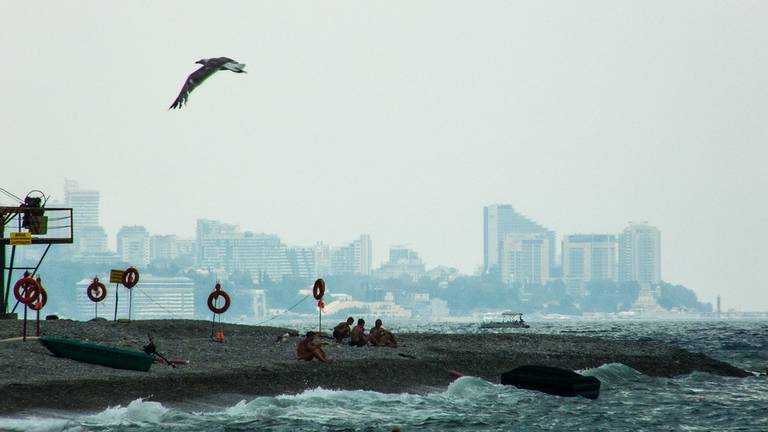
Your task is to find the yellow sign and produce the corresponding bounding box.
[109,269,125,284]
[9,232,32,245]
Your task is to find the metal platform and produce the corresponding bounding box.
[1,206,73,316]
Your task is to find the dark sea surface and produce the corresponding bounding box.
[1,320,766,432]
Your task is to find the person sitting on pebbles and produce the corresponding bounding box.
[349,318,368,347]
[333,316,355,343]
[297,331,329,363]
[369,319,397,347]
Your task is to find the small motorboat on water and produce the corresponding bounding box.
[480,311,530,329]
[39,336,155,371]
[501,365,601,399]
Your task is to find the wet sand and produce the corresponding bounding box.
[0,319,749,414]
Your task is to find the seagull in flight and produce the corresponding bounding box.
[169,57,246,109]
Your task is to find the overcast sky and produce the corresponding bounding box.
[1,1,766,310]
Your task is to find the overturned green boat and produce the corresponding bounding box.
[39,336,155,372]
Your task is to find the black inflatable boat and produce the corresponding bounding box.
[500,365,601,399]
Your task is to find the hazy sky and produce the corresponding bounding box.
[2,2,766,310]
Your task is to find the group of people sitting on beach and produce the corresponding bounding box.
[334,317,398,348]
[296,316,397,363]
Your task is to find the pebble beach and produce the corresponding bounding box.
[0,319,750,414]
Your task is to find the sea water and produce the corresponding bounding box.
[1,320,766,431]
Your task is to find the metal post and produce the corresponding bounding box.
[3,247,16,316]
[114,284,119,321]
[22,302,27,342]
[128,288,133,322]
[30,244,52,277]
[0,222,5,316]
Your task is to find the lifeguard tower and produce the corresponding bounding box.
[1,189,73,319]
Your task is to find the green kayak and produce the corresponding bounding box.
[39,336,155,372]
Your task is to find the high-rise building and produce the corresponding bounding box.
[196,219,238,264]
[483,204,555,274]
[562,234,618,283]
[328,234,373,275]
[196,219,293,281]
[499,233,550,284]
[618,223,661,284]
[314,242,332,276]
[356,234,373,275]
[64,179,104,253]
[117,225,150,267]
[287,246,317,279]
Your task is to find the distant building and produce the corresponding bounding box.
[77,226,108,254]
[243,289,268,318]
[426,266,461,282]
[374,245,426,281]
[314,242,332,276]
[287,246,317,279]
[195,219,238,265]
[499,233,550,285]
[562,234,618,283]
[75,274,195,320]
[328,234,373,275]
[150,234,179,262]
[483,204,555,274]
[64,179,105,254]
[117,225,150,267]
[619,223,661,284]
[196,219,293,281]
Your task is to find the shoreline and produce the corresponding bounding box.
[0,319,750,415]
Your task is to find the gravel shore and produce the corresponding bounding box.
[0,319,749,414]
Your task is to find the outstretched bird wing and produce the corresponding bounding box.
[169,65,220,109]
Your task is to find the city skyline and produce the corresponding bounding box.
[20,179,670,287]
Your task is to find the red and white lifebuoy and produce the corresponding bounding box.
[87,279,107,302]
[312,278,325,300]
[122,267,140,289]
[207,283,231,314]
[29,287,48,311]
[13,277,40,305]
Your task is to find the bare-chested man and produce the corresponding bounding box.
[349,318,368,347]
[369,319,397,347]
[297,331,329,362]
[333,316,355,343]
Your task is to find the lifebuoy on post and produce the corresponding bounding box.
[122,267,140,288]
[87,278,107,302]
[14,277,40,305]
[312,278,325,300]
[30,287,48,311]
[207,283,231,314]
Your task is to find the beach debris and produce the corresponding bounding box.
[143,333,176,368]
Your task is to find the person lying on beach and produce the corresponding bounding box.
[369,319,397,347]
[333,317,355,343]
[349,319,368,347]
[297,331,329,362]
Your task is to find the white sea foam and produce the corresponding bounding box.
[579,362,647,385]
[82,398,168,427]
[0,417,81,432]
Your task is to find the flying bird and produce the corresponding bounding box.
[169,57,246,109]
